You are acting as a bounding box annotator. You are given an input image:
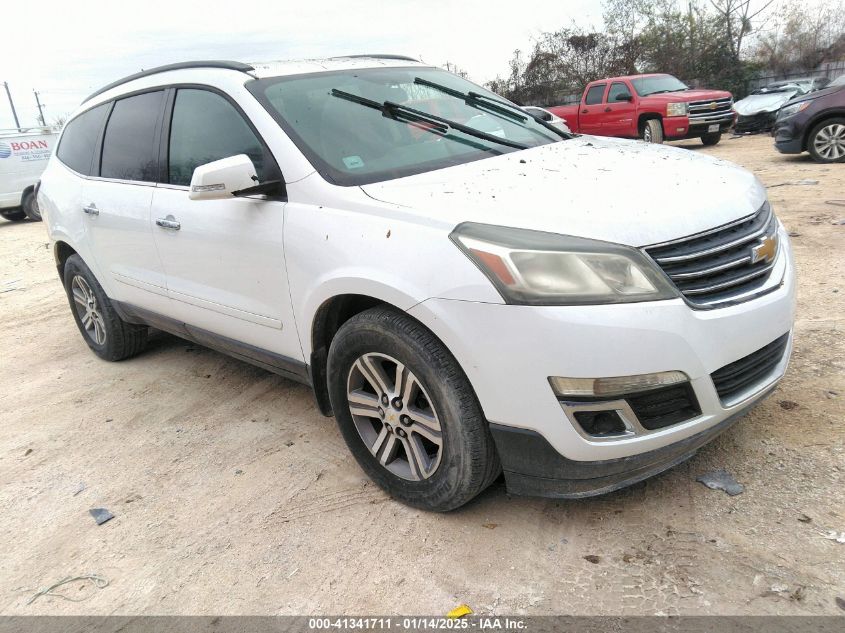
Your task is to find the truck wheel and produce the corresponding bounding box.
[807,118,845,163]
[642,119,664,144]
[701,132,722,146]
[0,208,27,222]
[327,306,501,512]
[63,254,148,361]
[22,191,41,221]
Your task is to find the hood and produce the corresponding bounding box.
[782,83,844,107]
[642,89,732,103]
[360,136,765,247]
[734,91,799,115]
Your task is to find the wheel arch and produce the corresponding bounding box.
[638,112,663,134]
[53,240,79,280]
[20,184,35,206]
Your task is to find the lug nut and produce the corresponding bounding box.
[377,407,385,419]
[400,415,411,426]
[392,398,403,409]
[381,394,389,406]
[384,423,392,433]
[396,428,407,438]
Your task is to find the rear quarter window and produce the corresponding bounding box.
[56,104,109,175]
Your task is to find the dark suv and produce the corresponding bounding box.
[773,75,845,163]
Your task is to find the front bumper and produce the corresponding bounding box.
[407,226,796,495]
[664,114,734,140]
[773,118,804,154]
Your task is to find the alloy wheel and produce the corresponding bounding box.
[346,352,443,481]
[813,123,845,160]
[71,275,107,345]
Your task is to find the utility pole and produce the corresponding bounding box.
[3,81,21,131]
[34,90,45,127]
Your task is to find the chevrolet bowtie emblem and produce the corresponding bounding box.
[709,102,717,110]
[751,234,778,264]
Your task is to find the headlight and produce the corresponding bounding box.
[777,101,811,120]
[450,223,678,305]
[666,102,689,117]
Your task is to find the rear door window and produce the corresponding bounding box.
[167,88,271,187]
[56,104,109,175]
[584,84,606,105]
[100,91,164,182]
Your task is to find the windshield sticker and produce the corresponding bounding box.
[342,155,364,169]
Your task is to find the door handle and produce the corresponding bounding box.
[604,107,612,112]
[82,204,99,216]
[581,109,588,113]
[156,217,181,230]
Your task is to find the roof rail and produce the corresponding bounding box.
[83,60,255,103]
[340,54,420,62]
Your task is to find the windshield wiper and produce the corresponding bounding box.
[330,89,529,150]
[414,77,573,140]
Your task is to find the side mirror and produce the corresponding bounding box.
[537,111,553,121]
[189,154,258,201]
[615,93,634,102]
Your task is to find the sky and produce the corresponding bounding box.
[0,0,605,129]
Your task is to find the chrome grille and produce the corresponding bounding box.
[644,203,779,307]
[687,97,734,126]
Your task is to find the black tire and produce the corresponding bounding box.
[327,306,500,511]
[642,118,664,144]
[701,131,722,146]
[0,208,27,222]
[807,117,845,163]
[63,254,147,361]
[22,190,41,221]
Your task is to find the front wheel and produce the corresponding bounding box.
[642,119,664,144]
[701,131,722,146]
[327,306,500,511]
[22,190,41,221]
[807,118,845,163]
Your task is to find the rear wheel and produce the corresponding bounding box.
[0,208,27,222]
[63,254,148,361]
[642,119,664,144]
[807,118,845,163]
[22,190,41,221]
[701,131,722,146]
[327,306,500,511]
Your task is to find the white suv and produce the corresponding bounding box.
[39,57,796,511]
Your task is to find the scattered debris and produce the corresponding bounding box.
[88,508,114,526]
[768,179,819,188]
[385,229,391,238]
[447,604,472,619]
[24,448,33,456]
[25,574,108,605]
[836,597,845,612]
[822,530,845,544]
[481,523,498,530]
[825,200,845,207]
[696,469,744,496]
[287,567,299,579]
[284,441,295,447]
[72,483,86,497]
[779,400,798,410]
[832,219,845,225]
[583,555,601,564]
[788,231,801,237]
[798,513,812,523]
[826,390,839,399]
[235,469,244,475]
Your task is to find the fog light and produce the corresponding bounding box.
[549,371,688,398]
[574,410,627,436]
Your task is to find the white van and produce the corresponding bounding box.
[0,129,58,221]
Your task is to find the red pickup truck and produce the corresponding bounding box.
[548,73,734,146]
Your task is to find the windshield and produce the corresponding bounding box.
[630,75,689,96]
[247,67,561,185]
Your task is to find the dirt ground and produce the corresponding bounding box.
[0,134,843,616]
